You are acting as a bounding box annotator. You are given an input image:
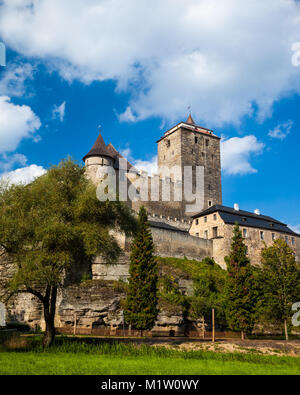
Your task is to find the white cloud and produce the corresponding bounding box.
[221,135,264,175]
[268,120,293,140]
[52,101,66,122]
[133,157,158,176]
[120,147,158,175]
[118,107,137,123]
[0,63,34,97]
[0,153,27,172]
[0,96,41,153]
[0,0,300,126]
[1,164,46,185]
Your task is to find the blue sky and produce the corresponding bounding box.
[0,0,300,232]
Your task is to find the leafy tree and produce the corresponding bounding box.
[0,159,137,347]
[260,239,300,340]
[190,259,227,331]
[225,224,257,339]
[124,206,158,331]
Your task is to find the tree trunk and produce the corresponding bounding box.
[284,319,289,341]
[42,286,57,348]
[241,330,245,340]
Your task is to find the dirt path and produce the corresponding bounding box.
[151,339,300,357]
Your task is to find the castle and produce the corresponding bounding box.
[83,114,300,269]
[1,115,299,333]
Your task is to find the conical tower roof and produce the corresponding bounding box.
[83,133,114,162]
[186,114,196,125]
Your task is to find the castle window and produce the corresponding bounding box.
[205,140,209,147]
[196,232,199,237]
[285,236,289,243]
[243,229,248,238]
[245,246,249,255]
[204,216,207,223]
[213,214,217,221]
[208,200,212,207]
[292,237,295,245]
[272,233,276,241]
[260,231,264,240]
[204,230,208,239]
[213,227,218,238]
[191,149,194,154]
[195,136,198,144]
[196,219,199,225]
[165,139,170,148]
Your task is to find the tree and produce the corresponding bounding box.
[190,259,227,333]
[124,206,158,331]
[0,159,137,347]
[260,239,300,340]
[225,224,257,339]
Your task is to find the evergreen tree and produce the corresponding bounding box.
[260,239,300,340]
[225,224,257,339]
[124,206,158,331]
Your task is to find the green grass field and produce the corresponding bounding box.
[0,337,300,375]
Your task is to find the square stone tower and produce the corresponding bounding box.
[157,115,222,213]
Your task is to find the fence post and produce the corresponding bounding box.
[212,309,215,343]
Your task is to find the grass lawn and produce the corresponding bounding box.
[0,337,299,375]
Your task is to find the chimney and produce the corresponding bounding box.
[254,209,260,215]
[234,203,239,211]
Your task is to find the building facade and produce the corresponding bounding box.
[190,204,300,268]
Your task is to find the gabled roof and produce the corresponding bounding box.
[192,205,299,236]
[106,143,138,172]
[83,133,114,162]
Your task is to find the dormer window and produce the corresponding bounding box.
[242,217,247,222]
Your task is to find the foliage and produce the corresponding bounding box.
[124,206,158,330]
[159,274,187,306]
[0,158,138,346]
[225,224,258,335]
[259,239,300,339]
[157,256,227,327]
[190,264,227,328]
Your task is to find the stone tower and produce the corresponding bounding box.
[157,115,222,213]
[83,132,115,184]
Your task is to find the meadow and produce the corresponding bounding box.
[0,336,299,375]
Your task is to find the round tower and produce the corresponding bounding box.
[83,132,115,184]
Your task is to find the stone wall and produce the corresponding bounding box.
[93,223,213,281]
[151,224,212,260]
